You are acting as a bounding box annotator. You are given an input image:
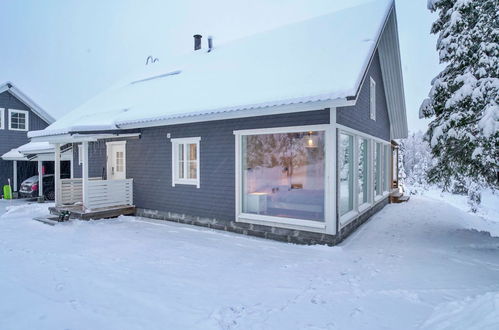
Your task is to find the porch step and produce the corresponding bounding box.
[50,205,135,220]
[33,216,71,226]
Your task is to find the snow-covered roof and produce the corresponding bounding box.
[1,148,28,161]
[30,0,407,139]
[0,82,55,125]
[1,142,73,162]
[18,142,55,154]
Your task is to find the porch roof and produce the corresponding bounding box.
[1,148,29,161]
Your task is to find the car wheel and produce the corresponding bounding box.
[46,190,55,201]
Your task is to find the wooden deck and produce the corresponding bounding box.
[49,204,136,220]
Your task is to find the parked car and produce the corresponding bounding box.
[19,174,69,200]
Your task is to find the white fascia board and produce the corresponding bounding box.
[117,98,349,130]
[30,132,141,144]
[0,82,55,124]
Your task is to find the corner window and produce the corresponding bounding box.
[9,109,29,131]
[358,137,369,206]
[370,77,376,121]
[0,108,4,129]
[238,127,326,223]
[339,133,354,216]
[171,137,200,188]
[374,142,382,197]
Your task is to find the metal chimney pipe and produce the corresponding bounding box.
[208,36,213,52]
[193,34,202,50]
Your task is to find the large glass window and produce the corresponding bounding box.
[358,138,369,205]
[339,133,354,216]
[241,130,325,222]
[374,142,381,196]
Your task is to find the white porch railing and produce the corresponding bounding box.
[86,179,134,210]
[60,178,83,205]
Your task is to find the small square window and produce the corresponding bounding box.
[171,137,200,188]
[8,109,29,131]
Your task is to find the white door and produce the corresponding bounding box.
[107,142,126,180]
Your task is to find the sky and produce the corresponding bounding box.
[0,0,441,133]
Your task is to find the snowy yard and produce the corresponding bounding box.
[0,197,498,330]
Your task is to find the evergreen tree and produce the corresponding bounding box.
[420,0,499,209]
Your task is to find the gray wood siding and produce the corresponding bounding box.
[336,50,391,141]
[73,110,330,221]
[0,91,50,188]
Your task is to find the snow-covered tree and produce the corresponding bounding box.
[420,0,499,209]
[398,132,433,194]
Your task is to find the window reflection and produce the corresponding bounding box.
[241,131,325,222]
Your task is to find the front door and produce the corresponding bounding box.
[106,142,126,180]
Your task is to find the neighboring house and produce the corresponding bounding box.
[28,0,408,244]
[0,82,55,194]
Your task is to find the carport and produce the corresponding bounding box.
[1,142,73,200]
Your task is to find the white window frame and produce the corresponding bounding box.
[0,108,4,129]
[338,131,356,223]
[8,109,29,131]
[335,124,390,228]
[370,77,376,121]
[233,124,332,233]
[171,137,201,188]
[357,136,371,213]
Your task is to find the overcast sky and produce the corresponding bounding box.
[0,0,440,133]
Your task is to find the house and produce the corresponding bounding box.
[27,0,408,244]
[0,82,55,196]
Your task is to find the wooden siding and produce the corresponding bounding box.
[0,91,50,188]
[336,50,391,141]
[73,110,330,221]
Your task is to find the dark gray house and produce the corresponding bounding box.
[0,82,54,195]
[28,0,408,244]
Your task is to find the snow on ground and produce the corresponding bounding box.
[0,196,498,330]
[411,187,499,237]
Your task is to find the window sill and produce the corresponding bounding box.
[172,179,200,188]
[237,213,326,233]
[8,128,28,132]
[358,203,371,213]
[339,210,358,227]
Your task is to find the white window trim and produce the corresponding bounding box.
[8,109,29,131]
[338,131,356,224]
[0,108,4,129]
[370,77,376,121]
[171,137,201,188]
[234,124,332,233]
[336,124,391,229]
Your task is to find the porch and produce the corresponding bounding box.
[50,177,135,219]
[49,137,137,220]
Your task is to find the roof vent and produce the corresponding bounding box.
[193,34,202,51]
[208,36,213,52]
